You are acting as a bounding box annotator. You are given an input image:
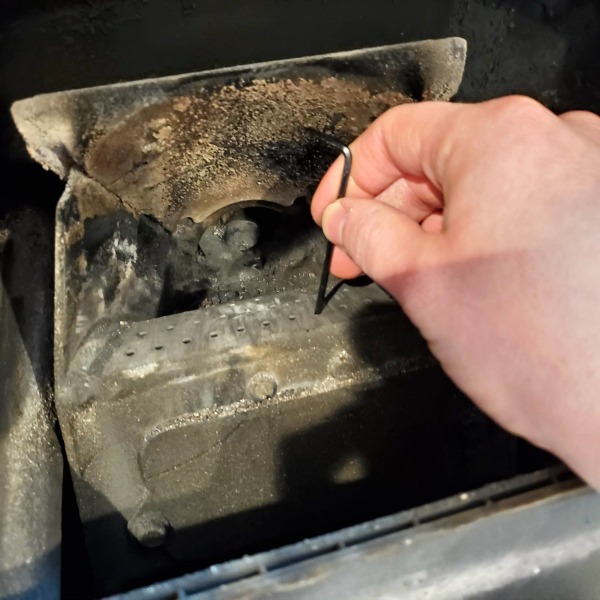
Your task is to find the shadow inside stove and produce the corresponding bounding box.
[64,299,556,598]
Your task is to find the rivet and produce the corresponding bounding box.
[247,372,278,401]
[127,511,170,548]
[328,350,353,379]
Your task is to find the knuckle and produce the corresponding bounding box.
[560,109,600,126]
[492,94,541,114]
[488,95,551,128]
[483,95,558,149]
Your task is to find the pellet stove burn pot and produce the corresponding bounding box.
[8,31,599,598]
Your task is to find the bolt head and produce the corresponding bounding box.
[247,372,277,401]
[128,511,170,548]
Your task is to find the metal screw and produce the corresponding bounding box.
[225,219,260,251]
[328,350,354,379]
[127,511,170,548]
[247,372,277,401]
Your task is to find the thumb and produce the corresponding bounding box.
[322,197,433,302]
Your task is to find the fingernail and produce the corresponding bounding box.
[322,201,347,246]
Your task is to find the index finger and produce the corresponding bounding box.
[310,101,462,225]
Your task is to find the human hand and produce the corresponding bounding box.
[311,96,600,489]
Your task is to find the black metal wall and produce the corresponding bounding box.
[2,0,599,168]
[0,1,598,597]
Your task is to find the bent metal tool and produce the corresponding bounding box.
[312,134,352,315]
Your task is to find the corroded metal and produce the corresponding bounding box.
[0,213,62,600]
[10,38,476,594]
[12,38,467,232]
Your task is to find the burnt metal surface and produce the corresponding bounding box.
[1,2,599,599]
[53,170,336,378]
[7,38,480,595]
[59,278,520,594]
[12,38,467,381]
[10,37,555,596]
[0,211,62,599]
[11,38,466,231]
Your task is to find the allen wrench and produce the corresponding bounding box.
[311,133,352,315]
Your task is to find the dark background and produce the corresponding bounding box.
[1,0,599,596]
[1,0,599,215]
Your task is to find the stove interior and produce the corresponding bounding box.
[2,2,599,598]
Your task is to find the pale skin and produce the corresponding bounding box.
[311,96,600,490]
